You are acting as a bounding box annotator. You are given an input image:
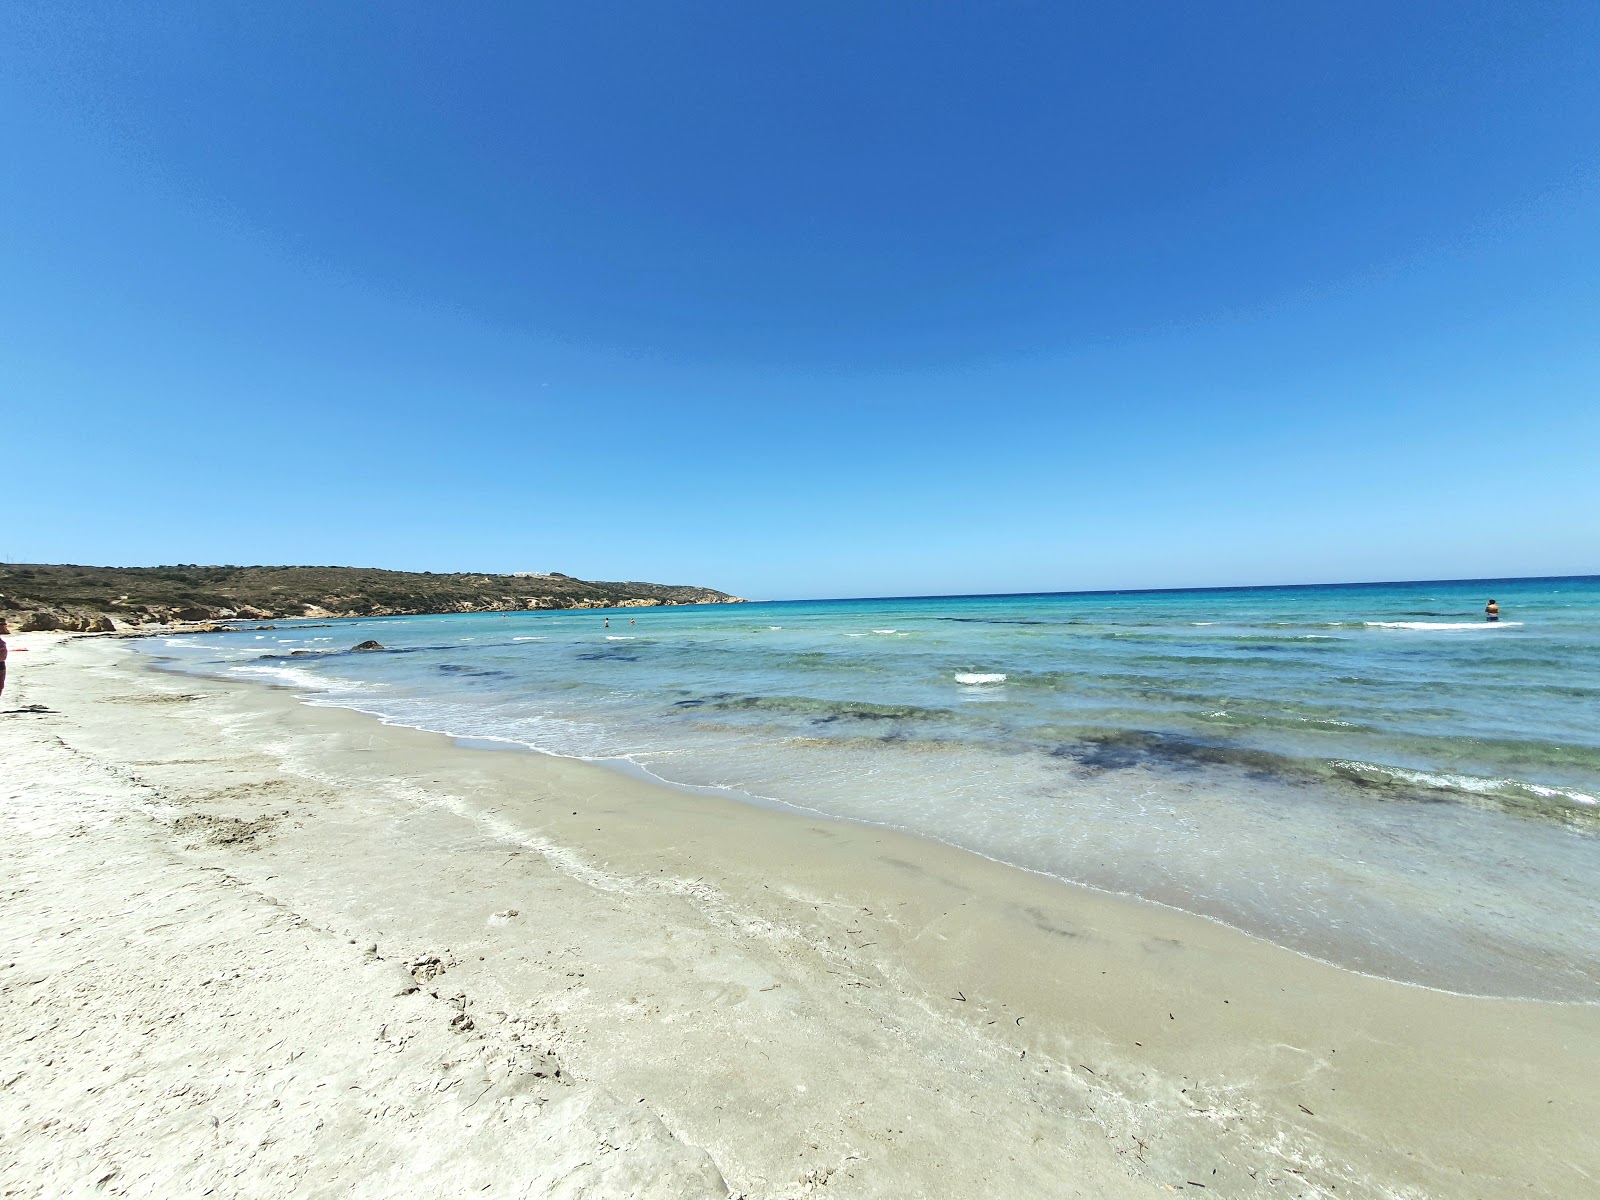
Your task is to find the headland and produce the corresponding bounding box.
[0,562,744,632]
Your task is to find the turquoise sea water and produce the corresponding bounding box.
[143,576,1600,1001]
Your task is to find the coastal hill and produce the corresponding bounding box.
[0,563,744,631]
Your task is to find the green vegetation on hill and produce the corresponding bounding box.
[0,563,743,629]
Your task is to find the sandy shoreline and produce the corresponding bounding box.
[2,634,1596,1197]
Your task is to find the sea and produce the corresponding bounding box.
[140,575,1600,1002]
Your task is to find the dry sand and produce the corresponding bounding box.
[2,633,1596,1198]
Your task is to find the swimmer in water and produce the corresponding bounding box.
[1485,598,1500,622]
[604,617,609,628]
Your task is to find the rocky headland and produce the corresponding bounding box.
[0,563,744,632]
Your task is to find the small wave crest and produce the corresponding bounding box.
[227,663,356,692]
[1331,760,1597,813]
[1365,621,1523,631]
[954,672,1007,685]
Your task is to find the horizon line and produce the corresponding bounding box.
[743,572,1600,606]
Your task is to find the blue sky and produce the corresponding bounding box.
[3,2,1597,599]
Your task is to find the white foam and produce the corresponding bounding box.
[955,673,1007,685]
[1365,621,1523,630]
[872,629,897,635]
[605,635,635,641]
[768,626,782,630]
[512,636,546,642]
[1332,760,1596,806]
[1527,783,1599,805]
[227,663,353,692]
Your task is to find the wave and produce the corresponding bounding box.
[1365,621,1523,630]
[512,636,546,642]
[605,635,636,641]
[954,673,1007,684]
[227,662,359,692]
[1194,634,1346,646]
[1331,760,1598,815]
[1265,621,1368,629]
[1124,652,1307,669]
[939,617,1050,626]
[1195,708,1369,733]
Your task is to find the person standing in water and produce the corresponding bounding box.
[1485,598,1500,622]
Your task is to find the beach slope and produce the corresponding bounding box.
[2,634,1595,1198]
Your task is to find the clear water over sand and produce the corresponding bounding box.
[144,576,1600,1000]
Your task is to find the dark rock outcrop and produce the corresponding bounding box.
[351,640,384,651]
[12,610,117,633]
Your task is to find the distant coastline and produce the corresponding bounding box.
[0,563,745,632]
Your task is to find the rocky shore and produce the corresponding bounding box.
[1,563,744,632]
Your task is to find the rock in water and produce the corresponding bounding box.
[351,639,384,651]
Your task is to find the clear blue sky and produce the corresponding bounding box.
[4,2,1597,599]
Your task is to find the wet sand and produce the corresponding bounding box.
[2,632,1596,1198]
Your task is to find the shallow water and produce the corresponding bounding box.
[144,575,1600,1000]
